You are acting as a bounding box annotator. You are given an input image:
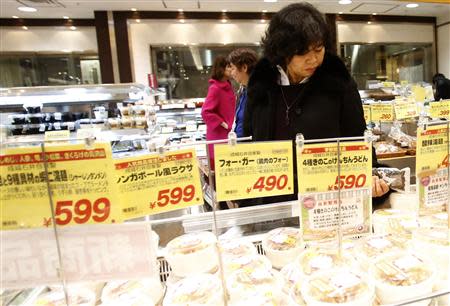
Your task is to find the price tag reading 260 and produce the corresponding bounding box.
[214,141,294,201]
[115,149,203,218]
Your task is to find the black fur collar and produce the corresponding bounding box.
[249,53,351,92]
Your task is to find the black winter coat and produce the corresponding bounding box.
[239,53,387,207]
[244,53,366,141]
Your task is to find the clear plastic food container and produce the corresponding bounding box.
[262,227,304,269]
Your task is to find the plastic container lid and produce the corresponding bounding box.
[231,290,294,306]
[296,248,355,277]
[166,231,216,255]
[356,234,408,263]
[101,278,163,305]
[224,254,272,277]
[219,239,257,259]
[264,227,303,251]
[301,268,374,305]
[163,274,223,306]
[35,288,96,306]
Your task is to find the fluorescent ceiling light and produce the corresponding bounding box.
[131,8,137,11]
[22,26,28,30]
[178,9,183,12]
[338,11,343,14]
[70,26,77,30]
[262,10,268,13]
[63,16,69,19]
[18,6,37,12]
[221,19,228,23]
[12,15,19,18]
[338,0,352,5]
[372,13,377,15]
[367,21,372,24]
[406,3,419,8]
[260,19,266,23]
[222,9,227,12]
[179,19,185,23]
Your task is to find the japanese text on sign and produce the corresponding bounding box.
[429,100,450,120]
[300,189,370,241]
[114,148,203,218]
[394,102,419,120]
[1,222,157,289]
[371,104,394,122]
[363,105,371,123]
[0,143,121,229]
[297,141,372,241]
[416,125,449,214]
[214,141,294,201]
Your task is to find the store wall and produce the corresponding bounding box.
[337,22,434,44]
[437,23,450,77]
[0,27,98,52]
[129,21,267,85]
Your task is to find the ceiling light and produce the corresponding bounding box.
[367,21,372,24]
[372,13,377,15]
[222,9,227,12]
[18,6,37,12]
[62,49,70,53]
[179,19,185,23]
[263,0,277,2]
[63,16,69,19]
[260,19,266,23]
[406,3,419,8]
[131,8,137,11]
[136,19,141,23]
[262,10,268,13]
[22,26,28,30]
[12,15,19,18]
[338,11,343,14]
[221,19,228,23]
[178,9,183,12]
[70,26,77,30]
[338,0,352,4]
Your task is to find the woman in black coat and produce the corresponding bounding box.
[242,3,389,206]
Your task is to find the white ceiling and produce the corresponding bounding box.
[1,0,449,22]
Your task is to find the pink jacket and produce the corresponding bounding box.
[201,79,236,167]
[201,79,236,141]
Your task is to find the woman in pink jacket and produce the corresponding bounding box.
[201,56,236,169]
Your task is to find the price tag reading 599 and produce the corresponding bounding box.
[149,185,199,209]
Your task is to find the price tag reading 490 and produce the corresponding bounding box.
[214,141,294,201]
[0,143,121,229]
[115,149,203,218]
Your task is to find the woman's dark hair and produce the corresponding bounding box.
[211,55,229,81]
[262,2,331,67]
[228,48,258,74]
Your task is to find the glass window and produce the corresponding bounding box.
[151,44,262,99]
[340,43,434,89]
[0,53,101,88]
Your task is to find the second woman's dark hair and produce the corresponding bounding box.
[262,2,331,68]
[211,55,229,81]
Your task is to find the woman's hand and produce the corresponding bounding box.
[220,122,229,129]
[372,175,389,197]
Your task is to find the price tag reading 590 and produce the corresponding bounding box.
[115,149,203,218]
[214,141,294,201]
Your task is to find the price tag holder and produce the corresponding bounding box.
[429,100,450,119]
[214,141,294,201]
[371,104,394,122]
[416,124,449,214]
[0,143,121,229]
[44,130,70,141]
[297,142,372,241]
[394,102,419,120]
[382,81,395,88]
[115,148,203,218]
[363,105,371,123]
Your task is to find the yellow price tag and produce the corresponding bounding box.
[382,81,395,88]
[0,143,121,229]
[115,149,203,218]
[416,125,449,214]
[371,104,394,122]
[412,85,426,102]
[297,142,372,241]
[214,141,294,201]
[44,130,70,141]
[363,105,371,123]
[297,142,372,193]
[394,102,418,120]
[429,100,450,119]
